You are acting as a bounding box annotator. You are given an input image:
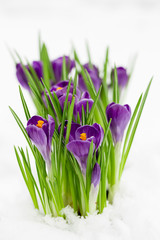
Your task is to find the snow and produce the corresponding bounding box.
[0,0,160,239]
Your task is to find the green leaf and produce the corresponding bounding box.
[86,42,92,69]
[101,47,109,106]
[119,79,152,178]
[86,141,94,200]
[41,79,62,123]
[19,86,31,121]
[62,56,67,80]
[87,86,102,124]
[113,65,119,103]
[41,43,55,87]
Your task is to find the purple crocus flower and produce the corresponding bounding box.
[32,61,43,80]
[66,123,104,173]
[111,67,129,89]
[106,102,131,144]
[78,63,102,92]
[59,122,103,148]
[42,80,81,111]
[26,115,55,167]
[51,56,75,82]
[58,93,78,116]
[67,140,95,174]
[91,163,101,188]
[16,63,30,90]
[16,61,43,90]
[50,80,81,99]
[76,91,94,120]
[75,124,104,149]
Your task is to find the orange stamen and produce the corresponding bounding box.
[80,133,87,141]
[56,87,63,91]
[36,120,44,128]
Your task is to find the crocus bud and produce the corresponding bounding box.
[111,67,128,89]
[78,63,101,92]
[106,102,131,144]
[16,61,43,91]
[51,56,75,82]
[16,63,30,90]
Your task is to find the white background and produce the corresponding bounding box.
[0,1,160,239]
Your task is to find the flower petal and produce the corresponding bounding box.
[91,163,101,188]
[67,140,95,174]
[106,102,131,143]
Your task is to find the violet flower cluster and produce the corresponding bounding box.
[12,45,151,218]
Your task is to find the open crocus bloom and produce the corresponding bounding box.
[78,63,102,92]
[66,123,104,174]
[67,140,95,174]
[111,67,129,89]
[106,102,131,144]
[50,80,81,99]
[75,124,104,149]
[51,56,75,82]
[26,115,55,167]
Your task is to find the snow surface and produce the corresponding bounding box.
[0,0,160,239]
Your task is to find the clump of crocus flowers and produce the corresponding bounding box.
[10,41,152,217]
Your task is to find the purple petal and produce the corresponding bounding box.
[26,125,50,162]
[16,63,30,90]
[81,91,90,99]
[51,56,75,82]
[32,61,43,80]
[78,63,101,92]
[58,93,78,112]
[67,140,95,174]
[50,80,81,99]
[91,163,101,188]
[76,99,93,120]
[75,125,99,147]
[26,115,55,165]
[92,123,104,148]
[48,115,55,147]
[111,67,128,88]
[106,102,131,144]
[83,63,99,76]
[27,115,47,126]
[58,121,81,141]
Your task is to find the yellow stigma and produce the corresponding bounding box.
[56,87,63,91]
[80,133,87,141]
[36,120,44,128]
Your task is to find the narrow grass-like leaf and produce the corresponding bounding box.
[62,56,67,80]
[87,86,102,124]
[19,147,39,209]
[119,79,152,178]
[101,47,109,106]
[86,42,92,69]
[19,86,31,121]
[121,94,142,160]
[41,43,55,86]
[41,79,62,123]
[86,141,94,200]
[113,65,119,103]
